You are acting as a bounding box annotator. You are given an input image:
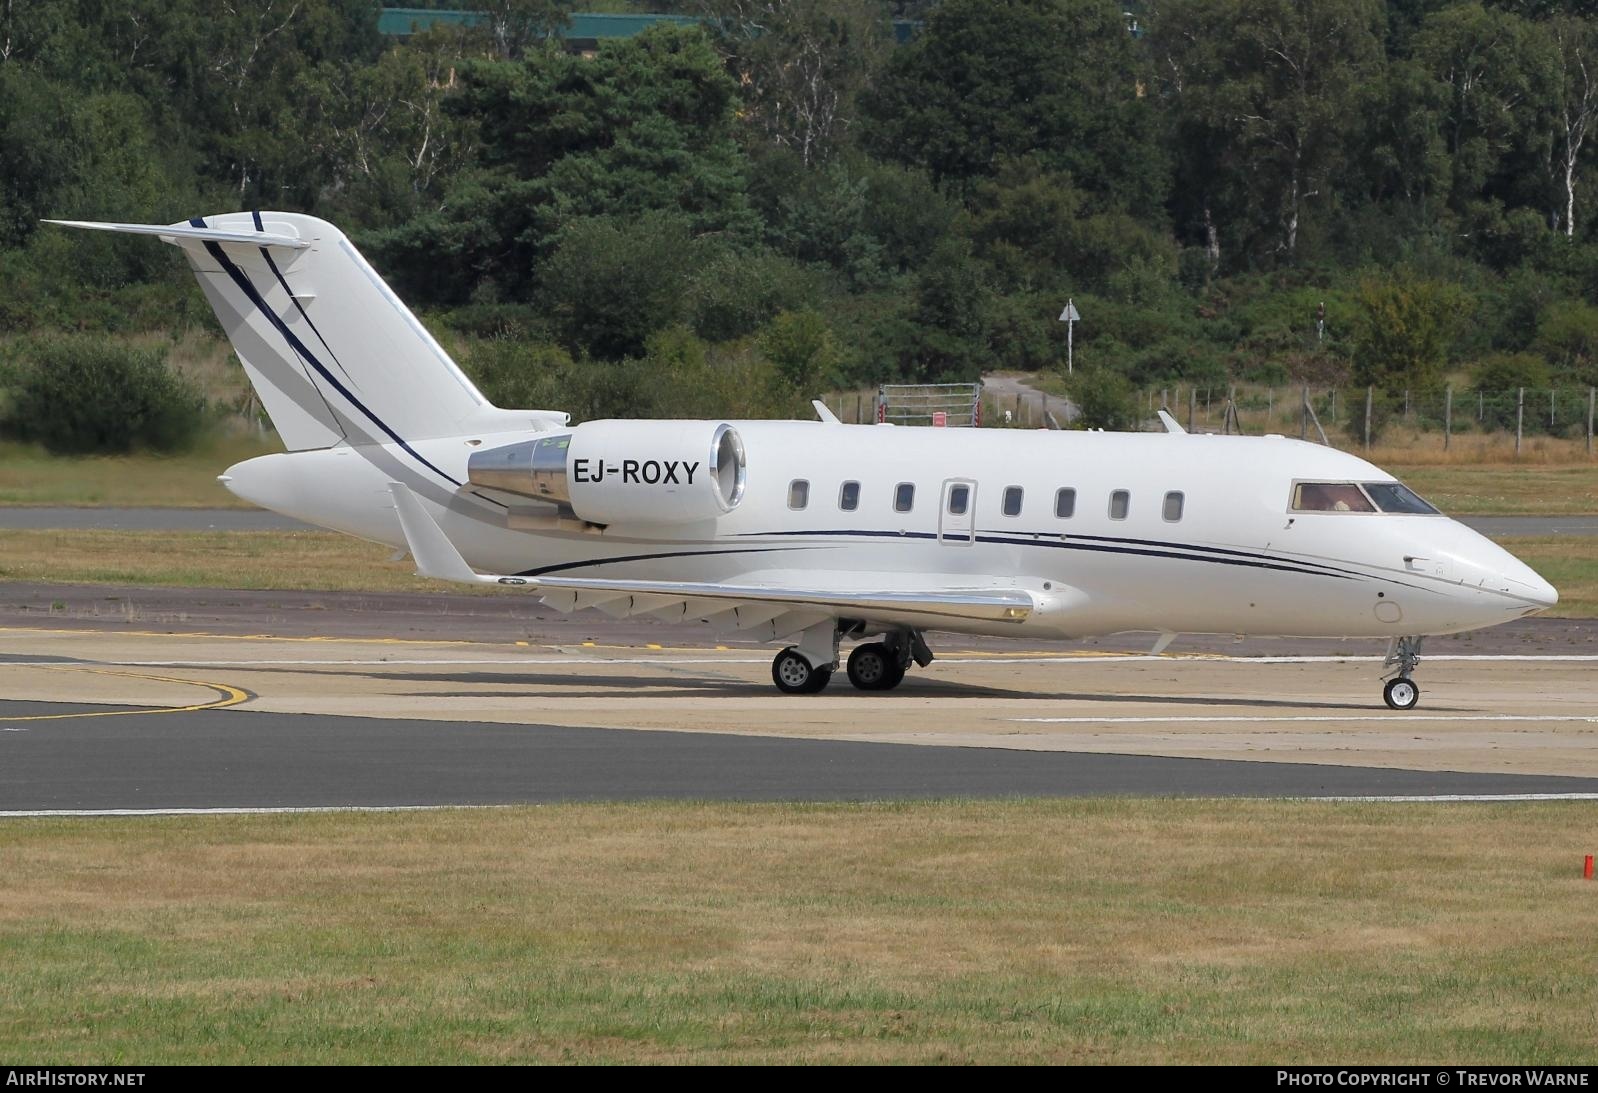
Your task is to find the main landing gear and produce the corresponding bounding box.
[1381,636,1424,710]
[769,624,932,695]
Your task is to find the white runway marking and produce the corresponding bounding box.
[6,795,1598,818]
[5,653,1598,668]
[1319,793,1598,803]
[1012,713,1598,724]
[0,805,508,818]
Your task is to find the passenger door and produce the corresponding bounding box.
[939,478,977,545]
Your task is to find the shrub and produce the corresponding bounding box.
[3,338,205,454]
[1068,367,1139,431]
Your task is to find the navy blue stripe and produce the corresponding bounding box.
[196,222,462,488]
[980,533,1355,581]
[738,527,1368,584]
[517,546,801,578]
[256,235,357,387]
[747,526,1349,576]
[251,209,263,232]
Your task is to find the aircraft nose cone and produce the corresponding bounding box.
[1516,570,1559,610]
[1451,524,1559,612]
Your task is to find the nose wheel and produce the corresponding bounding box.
[1383,677,1419,710]
[1381,636,1424,710]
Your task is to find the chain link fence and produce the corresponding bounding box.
[1138,384,1598,455]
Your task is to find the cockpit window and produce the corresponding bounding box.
[1291,482,1376,513]
[1363,482,1440,515]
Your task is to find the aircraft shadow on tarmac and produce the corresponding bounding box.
[291,668,1424,712]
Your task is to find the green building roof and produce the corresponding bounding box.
[377,10,701,39]
[378,9,919,44]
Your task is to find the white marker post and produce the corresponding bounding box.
[1059,299,1081,374]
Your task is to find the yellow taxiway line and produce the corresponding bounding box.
[0,665,250,723]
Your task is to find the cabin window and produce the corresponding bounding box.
[839,481,860,511]
[947,484,970,515]
[788,479,809,510]
[1163,491,1185,522]
[895,482,915,513]
[1109,490,1130,520]
[1002,486,1023,517]
[1055,488,1076,519]
[1362,482,1440,515]
[1292,482,1376,513]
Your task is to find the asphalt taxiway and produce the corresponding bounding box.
[2,608,1596,812]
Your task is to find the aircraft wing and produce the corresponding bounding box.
[389,483,1038,635]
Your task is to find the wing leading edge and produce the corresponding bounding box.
[388,483,1039,634]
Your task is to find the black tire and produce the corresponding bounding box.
[772,648,831,694]
[846,642,907,691]
[847,643,891,690]
[1383,677,1419,710]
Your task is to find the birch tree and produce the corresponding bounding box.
[1549,15,1598,236]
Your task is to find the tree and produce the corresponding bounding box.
[696,0,892,166]
[759,308,838,392]
[1412,3,1559,241]
[376,24,758,304]
[294,29,479,224]
[1153,0,1386,266]
[1548,15,1598,237]
[1351,271,1458,393]
[539,213,698,361]
[479,0,569,61]
[866,0,1167,213]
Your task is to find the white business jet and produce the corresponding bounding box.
[48,213,1558,708]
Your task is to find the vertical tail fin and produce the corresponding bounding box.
[46,212,563,451]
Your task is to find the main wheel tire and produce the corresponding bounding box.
[772,648,831,694]
[847,643,893,690]
[1383,677,1420,710]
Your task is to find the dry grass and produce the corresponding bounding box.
[1,799,1595,1063]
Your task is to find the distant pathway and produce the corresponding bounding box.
[982,373,1079,427]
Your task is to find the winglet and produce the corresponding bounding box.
[42,218,309,250]
[388,483,490,584]
[812,399,841,424]
[1156,410,1186,434]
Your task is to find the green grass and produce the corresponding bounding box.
[0,529,471,594]
[2,800,1596,1063]
[1393,465,1598,516]
[1497,536,1598,616]
[0,436,278,508]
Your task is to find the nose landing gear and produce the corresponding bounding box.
[1381,636,1424,710]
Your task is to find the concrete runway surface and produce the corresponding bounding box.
[2,608,1597,811]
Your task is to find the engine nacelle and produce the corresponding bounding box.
[467,420,746,526]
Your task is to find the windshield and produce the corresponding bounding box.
[1362,482,1440,514]
[1290,481,1441,515]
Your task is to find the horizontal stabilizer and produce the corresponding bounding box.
[43,219,310,250]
